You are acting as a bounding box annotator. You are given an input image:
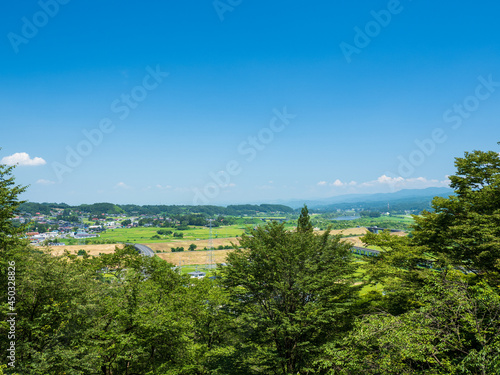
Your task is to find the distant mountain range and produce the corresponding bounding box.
[21,187,454,215]
[272,187,454,210]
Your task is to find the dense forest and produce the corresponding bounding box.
[1,147,500,374]
[18,202,295,217]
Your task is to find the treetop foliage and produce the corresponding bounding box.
[413,149,500,276]
[219,216,357,373]
[297,204,313,233]
[0,164,27,244]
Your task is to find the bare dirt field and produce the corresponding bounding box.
[157,249,233,265]
[315,228,369,236]
[146,237,240,252]
[330,227,370,236]
[341,237,366,247]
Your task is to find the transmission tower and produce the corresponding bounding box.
[206,219,215,269]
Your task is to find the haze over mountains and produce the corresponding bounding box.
[273,187,454,210]
[22,187,454,215]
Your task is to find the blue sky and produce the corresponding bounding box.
[1,0,499,205]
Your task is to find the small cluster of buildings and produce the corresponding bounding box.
[25,230,100,245]
[25,231,60,243]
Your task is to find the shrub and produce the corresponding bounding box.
[157,229,173,236]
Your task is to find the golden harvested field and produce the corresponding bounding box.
[146,237,240,252]
[49,243,125,256]
[339,229,406,247]
[157,249,232,265]
[341,237,366,247]
[329,227,370,236]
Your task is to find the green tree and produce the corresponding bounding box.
[120,219,131,226]
[219,218,356,374]
[180,277,239,374]
[323,273,500,375]
[321,146,500,374]
[0,162,235,374]
[412,149,500,277]
[0,161,29,373]
[0,162,27,251]
[77,248,88,256]
[189,243,197,251]
[297,204,313,233]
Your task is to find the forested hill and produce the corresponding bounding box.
[18,202,295,216]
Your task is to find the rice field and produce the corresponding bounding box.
[95,225,246,243]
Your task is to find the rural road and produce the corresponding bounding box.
[134,244,156,257]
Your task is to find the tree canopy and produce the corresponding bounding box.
[412,149,500,276]
[219,217,356,373]
[322,146,500,374]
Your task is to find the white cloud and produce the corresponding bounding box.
[441,176,451,186]
[377,175,405,184]
[156,184,172,190]
[400,176,450,188]
[315,175,449,196]
[1,152,46,167]
[361,175,450,189]
[36,179,56,185]
[115,182,132,189]
[318,179,357,188]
